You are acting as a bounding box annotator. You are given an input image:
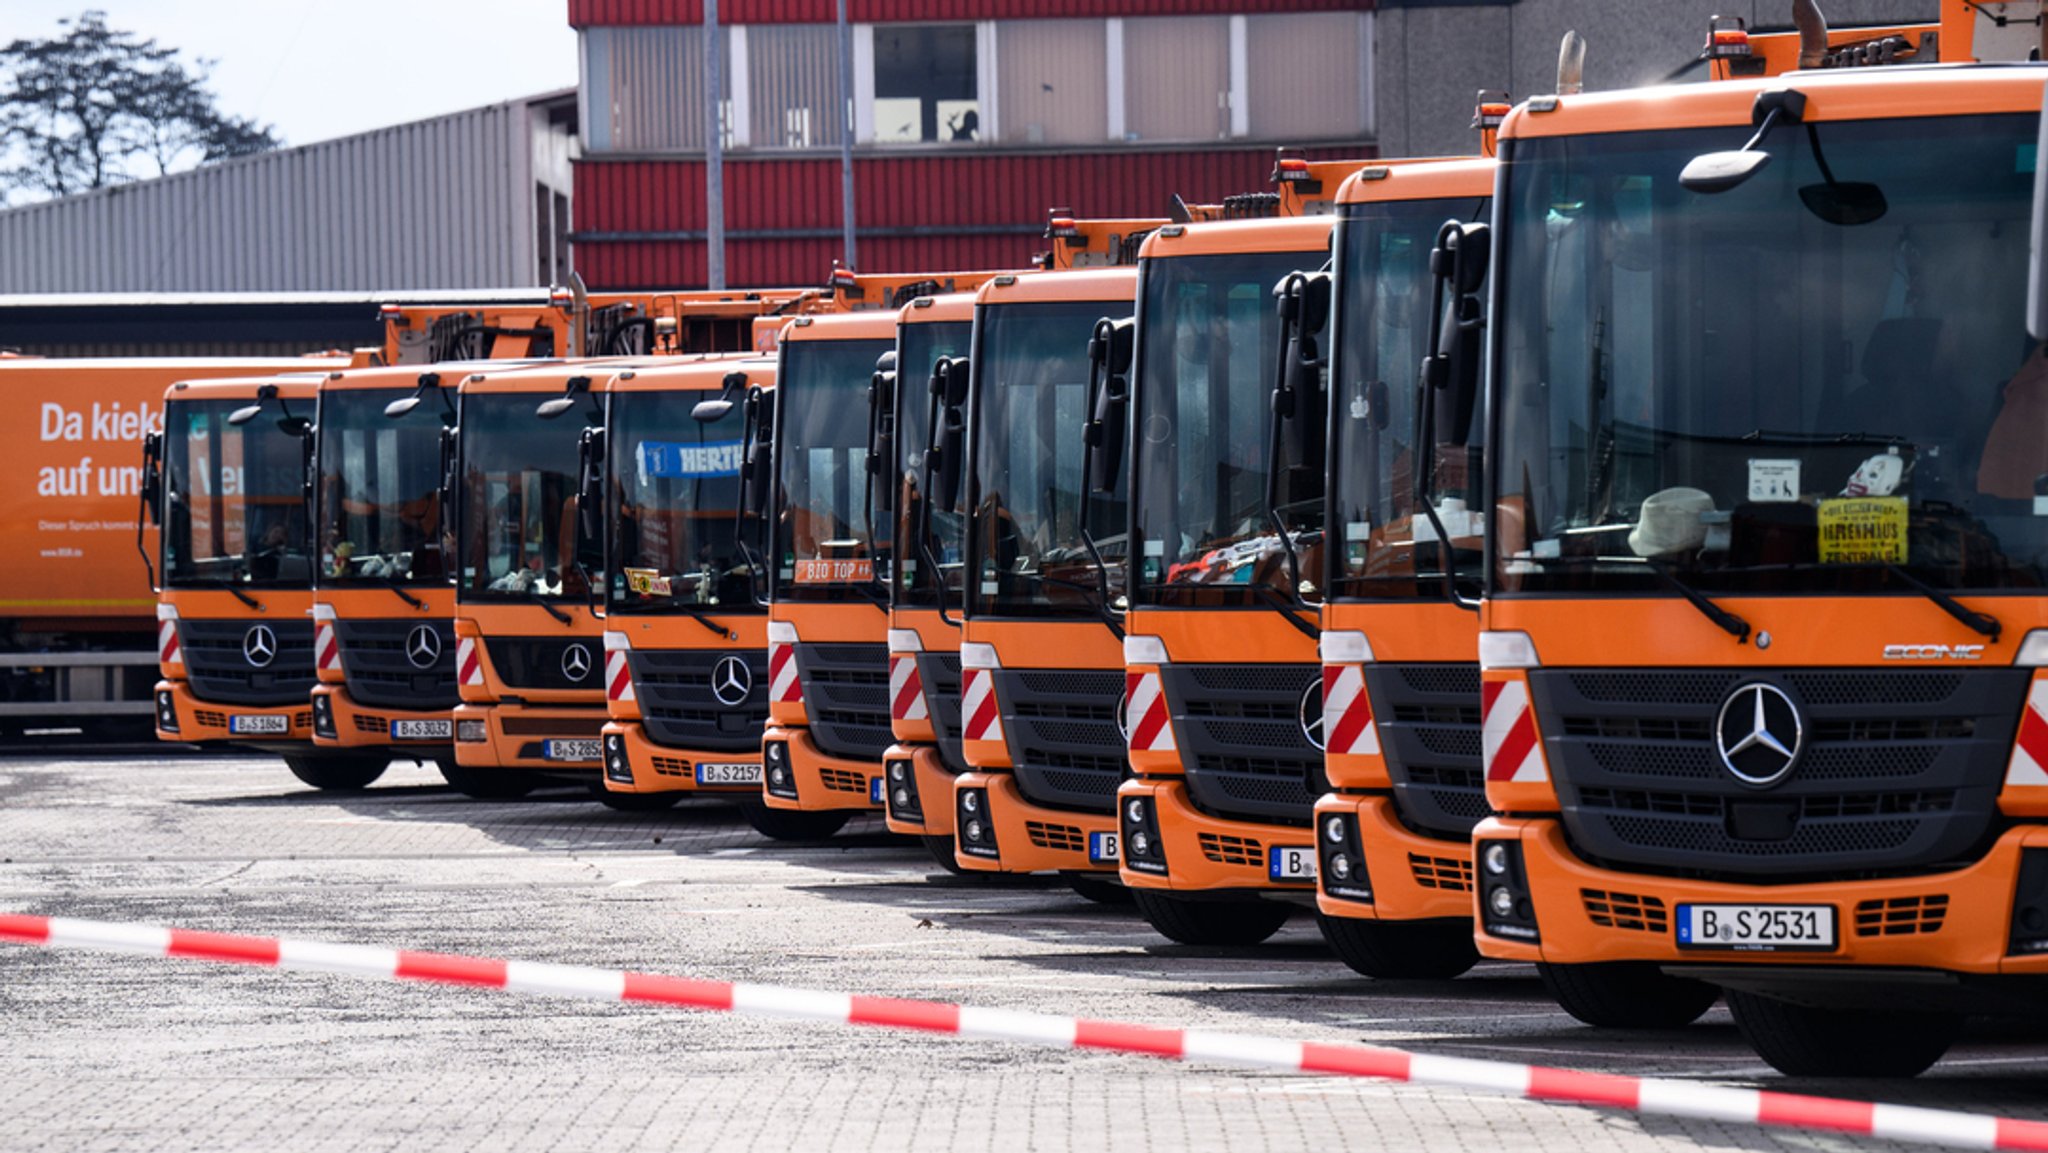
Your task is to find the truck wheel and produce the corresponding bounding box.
[1066,876,1134,906]
[1537,961,1719,1028]
[590,782,681,812]
[923,835,970,874]
[1726,989,1960,1077]
[742,803,850,841]
[1131,889,1290,946]
[1316,913,1478,980]
[282,753,388,792]
[436,761,538,799]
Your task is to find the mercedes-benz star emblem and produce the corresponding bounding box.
[405,625,442,670]
[561,643,593,683]
[1298,680,1326,751]
[1715,682,1803,787]
[710,655,753,707]
[242,625,277,669]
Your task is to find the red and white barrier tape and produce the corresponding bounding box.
[2,911,2042,1150]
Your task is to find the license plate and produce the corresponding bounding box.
[229,714,288,735]
[695,762,762,786]
[543,738,601,762]
[390,719,453,741]
[868,777,884,804]
[1677,903,1837,952]
[1269,845,1318,881]
[1089,831,1121,864]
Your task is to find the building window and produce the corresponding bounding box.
[1121,17,1231,143]
[871,24,978,144]
[747,24,845,149]
[1246,13,1369,141]
[582,26,727,153]
[994,20,1107,146]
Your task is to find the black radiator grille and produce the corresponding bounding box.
[626,647,768,753]
[178,618,317,706]
[1167,663,1321,825]
[998,668,1125,813]
[336,618,457,710]
[1364,662,1486,838]
[794,642,890,761]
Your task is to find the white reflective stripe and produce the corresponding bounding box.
[603,631,632,652]
[457,637,484,686]
[1633,1080,1760,1124]
[767,620,799,645]
[960,668,1000,740]
[1180,1030,1303,1071]
[156,603,179,621]
[278,939,402,978]
[956,1005,1078,1047]
[1871,1104,1997,1149]
[1408,1053,1531,1095]
[769,641,800,702]
[890,656,926,721]
[959,641,1000,670]
[1128,670,1175,752]
[158,620,181,663]
[315,623,339,671]
[606,651,634,702]
[46,919,171,956]
[311,603,337,622]
[505,960,628,1000]
[1481,678,1541,782]
[1322,665,1379,756]
[886,628,922,653]
[731,983,853,1022]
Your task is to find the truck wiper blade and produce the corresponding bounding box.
[530,589,573,626]
[221,582,262,610]
[381,579,426,611]
[1246,581,1320,641]
[1647,561,1750,643]
[1884,563,2001,641]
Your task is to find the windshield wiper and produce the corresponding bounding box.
[1646,561,1750,643]
[529,588,573,626]
[222,583,262,610]
[1883,563,2001,641]
[1247,581,1320,641]
[379,579,426,611]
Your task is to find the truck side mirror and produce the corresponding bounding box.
[139,431,163,526]
[1273,270,1331,476]
[867,351,898,517]
[1084,317,1133,495]
[438,425,460,522]
[927,356,970,512]
[742,391,776,522]
[576,427,606,549]
[1421,221,1490,458]
[2033,76,2048,341]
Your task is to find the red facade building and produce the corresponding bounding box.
[567,1,1377,288]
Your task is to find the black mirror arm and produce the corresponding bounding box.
[733,389,773,610]
[136,432,161,592]
[915,389,961,628]
[1075,333,1125,636]
[1417,221,1482,613]
[1263,273,1311,606]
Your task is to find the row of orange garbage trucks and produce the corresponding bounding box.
[11,0,2048,1079]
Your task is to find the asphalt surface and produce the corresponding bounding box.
[4,752,2047,1152]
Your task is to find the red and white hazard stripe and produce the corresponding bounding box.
[2007,678,2048,786]
[1125,670,1174,753]
[1320,665,1379,757]
[767,621,802,704]
[604,633,634,704]
[312,605,341,674]
[960,668,1002,742]
[2,912,2041,1153]
[456,636,484,688]
[155,605,181,668]
[890,656,927,722]
[1482,677,1544,783]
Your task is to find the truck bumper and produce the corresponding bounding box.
[1115,777,1316,898]
[760,724,882,813]
[451,702,603,777]
[154,679,311,745]
[598,720,760,796]
[310,684,452,751]
[1474,816,2048,979]
[881,744,956,837]
[953,770,1118,876]
[1313,793,1475,923]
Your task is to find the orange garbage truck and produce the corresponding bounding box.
[1467,50,2047,1075]
[939,267,1140,897]
[596,354,780,809]
[878,293,977,864]
[1110,213,1341,944]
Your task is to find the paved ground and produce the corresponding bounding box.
[3,753,2046,1152]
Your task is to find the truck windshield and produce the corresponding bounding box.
[1494,113,2046,596]
[969,300,1130,618]
[1131,248,1327,607]
[1327,197,1490,600]
[316,388,448,585]
[892,318,973,608]
[456,391,602,603]
[164,398,314,588]
[771,336,896,602]
[605,386,758,614]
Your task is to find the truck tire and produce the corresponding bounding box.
[282,753,388,792]
[1538,961,1719,1028]
[1067,876,1134,906]
[1131,889,1290,946]
[436,761,538,799]
[590,782,682,812]
[1726,989,1960,1077]
[742,803,850,841]
[923,835,970,874]
[1316,913,1479,980]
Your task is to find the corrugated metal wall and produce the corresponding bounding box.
[572,145,1367,288]
[0,99,555,294]
[570,0,1371,26]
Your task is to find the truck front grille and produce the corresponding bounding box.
[336,618,457,710]
[997,668,1126,813]
[1362,663,1486,838]
[1167,663,1322,826]
[626,648,768,753]
[177,618,317,706]
[793,642,890,761]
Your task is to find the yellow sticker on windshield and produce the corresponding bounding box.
[624,567,673,597]
[1818,497,1907,564]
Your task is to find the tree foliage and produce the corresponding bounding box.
[0,10,280,203]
